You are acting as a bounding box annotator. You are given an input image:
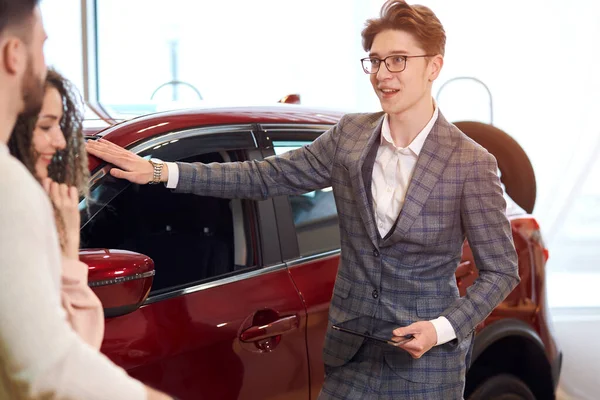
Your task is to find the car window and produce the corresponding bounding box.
[80,151,255,294]
[274,141,340,256]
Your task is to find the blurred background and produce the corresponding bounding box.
[42,1,600,398]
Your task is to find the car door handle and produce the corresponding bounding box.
[239,315,299,342]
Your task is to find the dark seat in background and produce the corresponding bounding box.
[123,183,235,292]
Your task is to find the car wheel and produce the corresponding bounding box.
[468,374,536,400]
[453,121,536,214]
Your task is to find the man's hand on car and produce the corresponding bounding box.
[86,139,167,184]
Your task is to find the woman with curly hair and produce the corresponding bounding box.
[8,67,103,349]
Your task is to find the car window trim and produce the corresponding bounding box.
[259,123,333,134]
[144,261,288,305]
[83,126,258,225]
[285,249,341,269]
[261,126,336,261]
[124,124,257,156]
[81,126,269,294]
[89,124,257,185]
[143,248,341,306]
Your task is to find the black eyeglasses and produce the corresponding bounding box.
[360,54,433,74]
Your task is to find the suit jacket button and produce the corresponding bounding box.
[372,289,379,299]
[373,249,380,257]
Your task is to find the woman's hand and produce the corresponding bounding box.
[42,178,81,259]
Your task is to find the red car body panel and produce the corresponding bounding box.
[83,106,559,399]
[100,269,309,399]
[286,256,339,400]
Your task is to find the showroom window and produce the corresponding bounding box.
[89,0,363,118]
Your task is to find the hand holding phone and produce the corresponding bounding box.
[389,333,416,346]
[390,320,440,359]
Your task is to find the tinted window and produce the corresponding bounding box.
[81,151,255,294]
[274,141,340,256]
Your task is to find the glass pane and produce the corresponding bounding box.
[95,0,359,118]
[81,151,252,293]
[274,141,339,256]
[547,155,600,307]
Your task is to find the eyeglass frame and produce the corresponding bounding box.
[360,54,435,74]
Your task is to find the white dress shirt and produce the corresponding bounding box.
[165,108,457,345]
[371,108,456,346]
[165,161,179,189]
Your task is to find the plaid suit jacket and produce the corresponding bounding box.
[175,111,520,387]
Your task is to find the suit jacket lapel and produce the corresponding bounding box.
[382,112,457,246]
[349,113,385,248]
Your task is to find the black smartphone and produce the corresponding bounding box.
[332,315,414,346]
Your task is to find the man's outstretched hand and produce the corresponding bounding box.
[86,139,166,184]
[392,321,438,359]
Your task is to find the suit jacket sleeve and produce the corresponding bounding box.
[174,115,346,199]
[444,150,520,342]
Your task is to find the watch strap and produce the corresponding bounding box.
[148,160,163,184]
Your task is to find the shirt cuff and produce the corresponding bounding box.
[430,316,457,345]
[165,162,179,189]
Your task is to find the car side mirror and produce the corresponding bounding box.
[79,249,155,318]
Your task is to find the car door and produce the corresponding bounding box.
[81,125,310,400]
[257,124,341,399]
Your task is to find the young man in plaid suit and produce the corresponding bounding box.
[87,1,520,398]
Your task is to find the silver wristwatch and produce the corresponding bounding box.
[148,158,164,184]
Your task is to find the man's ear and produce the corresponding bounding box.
[428,54,444,82]
[1,37,25,76]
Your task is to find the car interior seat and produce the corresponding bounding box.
[128,182,234,292]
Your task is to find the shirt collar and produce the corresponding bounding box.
[380,103,439,156]
[0,142,7,155]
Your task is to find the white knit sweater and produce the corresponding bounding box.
[0,143,145,400]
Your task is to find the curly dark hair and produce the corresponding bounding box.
[8,67,89,195]
[8,67,89,250]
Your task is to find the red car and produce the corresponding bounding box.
[80,106,561,400]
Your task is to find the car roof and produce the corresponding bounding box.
[93,106,343,142]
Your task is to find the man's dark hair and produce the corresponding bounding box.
[0,0,40,37]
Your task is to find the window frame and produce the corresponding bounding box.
[81,125,283,301]
[257,123,341,260]
[83,124,257,227]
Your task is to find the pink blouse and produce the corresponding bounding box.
[60,257,105,349]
